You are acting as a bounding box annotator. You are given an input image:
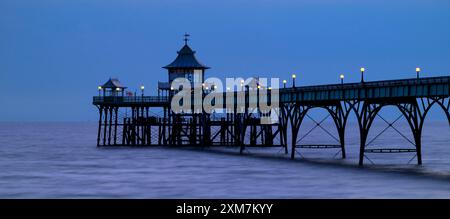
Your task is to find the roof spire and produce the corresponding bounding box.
[183,32,190,45]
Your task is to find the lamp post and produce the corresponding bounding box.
[240,80,244,91]
[416,67,421,79]
[340,74,345,85]
[98,86,102,96]
[140,85,145,97]
[283,80,287,88]
[292,74,296,87]
[360,67,365,83]
[116,87,121,97]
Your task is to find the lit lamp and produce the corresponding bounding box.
[416,67,421,79]
[283,80,287,88]
[257,85,261,89]
[226,87,230,91]
[140,85,145,96]
[340,74,345,84]
[240,80,244,91]
[360,67,365,83]
[97,86,102,96]
[292,74,296,87]
[268,87,272,90]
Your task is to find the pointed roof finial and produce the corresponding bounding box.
[183,32,190,45]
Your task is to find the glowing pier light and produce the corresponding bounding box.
[360,67,365,83]
[140,85,145,96]
[292,74,296,87]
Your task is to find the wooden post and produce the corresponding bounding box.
[103,107,108,146]
[114,107,118,146]
[97,106,103,146]
[141,107,145,145]
[108,107,113,145]
[122,117,126,145]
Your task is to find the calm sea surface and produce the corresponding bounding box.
[1,121,450,198]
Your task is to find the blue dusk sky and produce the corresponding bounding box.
[0,0,449,121]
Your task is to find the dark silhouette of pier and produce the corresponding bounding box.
[92,37,450,166]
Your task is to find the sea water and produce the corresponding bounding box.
[0,121,450,198]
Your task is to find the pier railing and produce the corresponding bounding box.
[93,76,450,106]
[93,96,169,106]
[280,76,450,103]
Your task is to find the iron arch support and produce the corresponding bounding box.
[349,100,384,166]
[396,98,437,165]
[431,97,450,125]
[287,103,310,159]
[322,102,352,159]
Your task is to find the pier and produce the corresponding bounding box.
[93,38,450,166]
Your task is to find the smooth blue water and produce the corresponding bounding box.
[1,121,450,198]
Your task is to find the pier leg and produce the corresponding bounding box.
[122,117,126,145]
[158,118,162,145]
[103,107,108,146]
[97,106,103,147]
[415,134,422,165]
[163,107,168,145]
[146,107,151,145]
[136,107,140,145]
[114,107,118,145]
[290,127,299,159]
[132,107,137,145]
[279,107,289,154]
[338,128,346,159]
[108,107,113,145]
[358,130,369,166]
[141,107,145,146]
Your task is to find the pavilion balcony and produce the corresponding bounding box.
[93,96,169,106]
